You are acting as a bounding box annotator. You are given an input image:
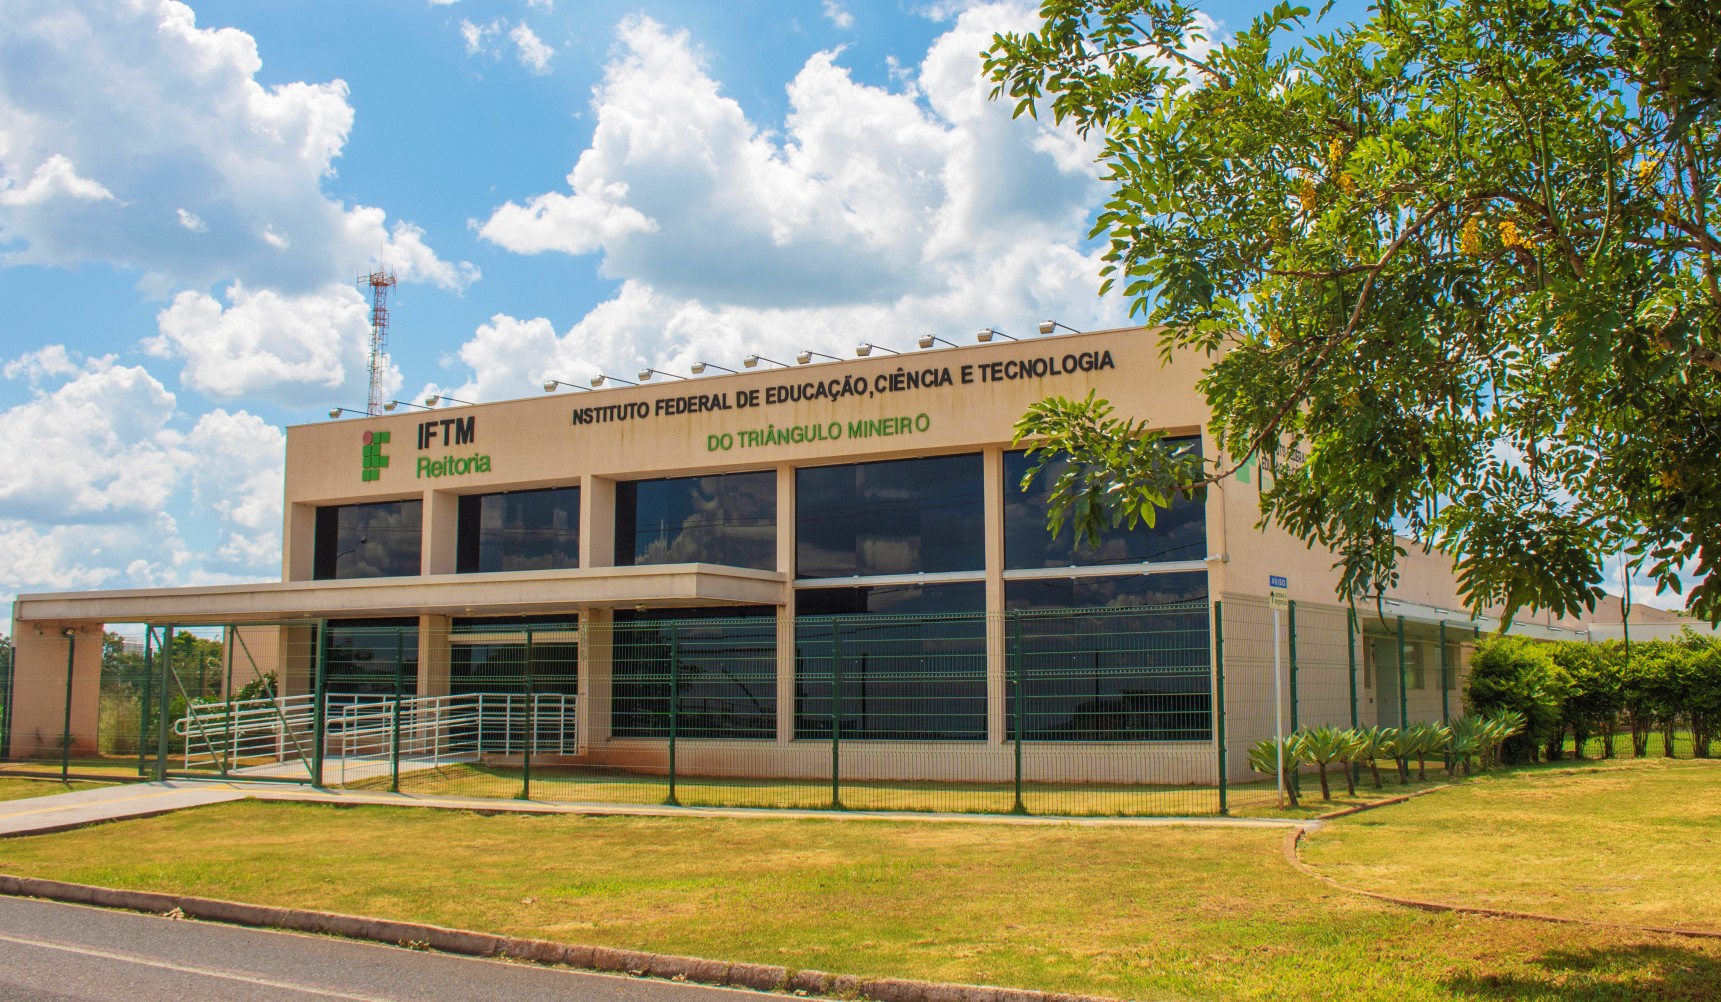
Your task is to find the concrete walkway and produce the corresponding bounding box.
[0,783,249,837]
[0,780,1312,837]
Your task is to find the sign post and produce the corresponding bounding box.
[1268,575,1288,802]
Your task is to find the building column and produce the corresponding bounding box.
[775,464,796,744]
[578,608,613,756]
[983,447,1006,745]
[6,621,102,760]
[582,475,616,568]
[418,615,450,696]
[422,489,458,575]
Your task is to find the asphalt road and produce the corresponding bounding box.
[0,895,765,1002]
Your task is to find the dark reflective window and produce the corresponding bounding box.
[1003,441,1205,569]
[794,582,986,740]
[324,619,418,699]
[610,607,777,739]
[616,472,775,571]
[313,500,422,580]
[796,455,983,578]
[456,488,580,573]
[444,616,579,753]
[1004,572,1210,741]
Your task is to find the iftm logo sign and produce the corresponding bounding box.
[360,430,390,482]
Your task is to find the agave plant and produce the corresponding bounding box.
[1408,721,1454,781]
[1296,726,1353,801]
[1379,726,1416,784]
[1248,733,1305,808]
[1477,708,1528,768]
[1353,726,1395,789]
[1446,715,1483,775]
[1337,727,1366,796]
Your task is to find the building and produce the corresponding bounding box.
[4,326,1521,812]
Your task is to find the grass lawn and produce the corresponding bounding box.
[0,778,108,802]
[2,766,1720,1000]
[0,757,147,780]
[1300,757,1721,931]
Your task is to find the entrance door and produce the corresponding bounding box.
[1372,637,1403,728]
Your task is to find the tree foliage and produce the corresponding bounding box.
[988,0,1721,624]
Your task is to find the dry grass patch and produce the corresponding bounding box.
[1301,758,1721,931]
[0,798,1718,999]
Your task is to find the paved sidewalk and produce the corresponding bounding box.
[0,780,1312,837]
[0,783,248,837]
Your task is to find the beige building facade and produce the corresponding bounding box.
[7,326,1506,787]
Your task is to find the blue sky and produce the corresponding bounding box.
[0,0,1671,613]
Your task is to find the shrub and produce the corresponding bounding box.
[1464,636,1563,763]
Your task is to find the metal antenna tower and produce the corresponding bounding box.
[359,269,397,416]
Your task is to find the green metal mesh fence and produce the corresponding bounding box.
[7,603,1712,813]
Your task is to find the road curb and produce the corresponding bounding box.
[1281,828,1721,940]
[0,873,1120,1002]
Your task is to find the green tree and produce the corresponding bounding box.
[1552,640,1619,758]
[1681,634,1721,756]
[1620,640,1685,756]
[988,0,1721,625]
[1464,635,1562,762]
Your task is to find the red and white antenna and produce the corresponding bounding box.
[359,268,397,416]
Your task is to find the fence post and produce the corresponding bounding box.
[1214,601,1227,816]
[1439,621,1450,722]
[60,628,76,783]
[1346,606,1359,789]
[138,628,154,777]
[1010,611,1026,815]
[311,620,328,787]
[222,628,234,774]
[830,618,843,810]
[1287,600,1299,799]
[0,623,12,764]
[391,628,404,793]
[665,623,678,807]
[522,628,536,801]
[1396,615,1408,730]
[155,626,174,781]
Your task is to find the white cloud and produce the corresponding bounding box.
[0,361,183,522]
[0,360,287,603]
[0,1,472,295]
[461,18,502,56]
[147,281,383,401]
[511,22,555,74]
[526,0,554,10]
[428,0,460,5]
[822,1,855,29]
[0,154,117,207]
[3,344,80,382]
[465,5,1120,395]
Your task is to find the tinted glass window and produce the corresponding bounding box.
[1004,442,1205,569]
[456,487,580,573]
[324,619,417,698]
[1004,573,1210,741]
[313,500,422,580]
[794,582,986,740]
[796,455,984,578]
[1002,571,1209,610]
[610,607,777,739]
[449,641,579,696]
[616,472,775,571]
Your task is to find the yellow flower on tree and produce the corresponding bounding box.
[1299,178,1318,213]
[1459,215,1483,255]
